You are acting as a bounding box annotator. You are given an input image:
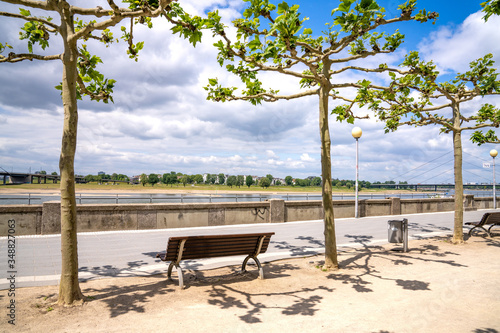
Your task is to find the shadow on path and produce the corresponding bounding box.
[327,234,467,293]
[205,261,334,324]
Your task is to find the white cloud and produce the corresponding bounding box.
[300,153,315,162]
[418,12,500,72]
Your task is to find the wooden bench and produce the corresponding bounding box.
[156,232,275,288]
[465,212,500,237]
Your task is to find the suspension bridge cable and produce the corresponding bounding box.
[405,158,455,182]
[462,150,492,163]
[420,168,454,183]
[463,169,493,183]
[390,151,453,181]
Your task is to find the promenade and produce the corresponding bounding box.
[0,209,495,289]
[1,209,499,332]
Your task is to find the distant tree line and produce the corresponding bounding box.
[83,173,129,183]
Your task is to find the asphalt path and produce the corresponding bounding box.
[0,209,496,289]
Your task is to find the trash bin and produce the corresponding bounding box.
[388,218,408,252]
[388,220,403,243]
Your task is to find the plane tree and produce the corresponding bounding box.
[0,0,207,305]
[204,0,437,269]
[347,51,500,243]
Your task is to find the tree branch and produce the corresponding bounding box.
[231,89,318,102]
[0,10,60,30]
[0,52,61,62]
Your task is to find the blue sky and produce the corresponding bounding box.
[0,0,499,184]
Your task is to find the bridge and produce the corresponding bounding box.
[370,183,496,191]
[0,172,85,185]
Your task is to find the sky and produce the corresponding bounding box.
[0,0,499,184]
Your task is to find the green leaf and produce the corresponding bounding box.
[19,8,31,17]
[303,28,312,35]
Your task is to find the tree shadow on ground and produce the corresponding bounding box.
[327,234,467,293]
[183,262,300,289]
[82,275,175,318]
[79,259,164,282]
[473,328,499,333]
[205,262,334,324]
[271,237,324,257]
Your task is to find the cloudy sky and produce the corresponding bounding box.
[0,0,499,184]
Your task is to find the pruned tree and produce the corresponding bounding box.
[205,0,437,269]
[0,0,207,305]
[350,51,500,243]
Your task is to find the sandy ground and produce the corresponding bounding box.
[1,236,499,333]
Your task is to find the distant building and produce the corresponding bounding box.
[98,171,105,176]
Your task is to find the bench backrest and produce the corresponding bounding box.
[485,212,500,225]
[163,233,275,261]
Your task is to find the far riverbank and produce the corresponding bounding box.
[0,183,419,196]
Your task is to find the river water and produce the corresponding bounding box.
[0,190,493,205]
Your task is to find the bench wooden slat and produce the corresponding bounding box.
[164,239,272,261]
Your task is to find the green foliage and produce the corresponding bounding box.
[226,175,237,187]
[166,3,208,46]
[218,173,226,185]
[206,0,438,109]
[481,0,500,21]
[0,42,13,54]
[123,0,160,10]
[246,175,254,187]
[332,0,384,33]
[78,45,115,102]
[471,129,499,145]
[19,9,53,53]
[259,177,271,188]
[353,50,500,142]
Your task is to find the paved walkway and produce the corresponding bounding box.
[0,209,494,289]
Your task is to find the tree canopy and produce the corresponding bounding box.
[349,51,500,242]
[204,0,437,269]
[0,0,208,305]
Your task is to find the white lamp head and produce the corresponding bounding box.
[351,127,362,139]
[491,149,498,158]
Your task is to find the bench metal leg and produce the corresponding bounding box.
[488,224,499,236]
[167,262,184,288]
[468,226,491,237]
[242,255,264,279]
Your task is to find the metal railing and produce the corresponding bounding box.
[0,191,471,205]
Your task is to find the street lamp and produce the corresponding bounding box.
[352,127,362,218]
[491,149,498,209]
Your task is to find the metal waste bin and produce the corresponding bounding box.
[388,218,408,252]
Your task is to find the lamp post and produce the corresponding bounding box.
[352,127,362,218]
[491,149,498,209]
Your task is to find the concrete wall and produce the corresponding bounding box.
[0,196,496,236]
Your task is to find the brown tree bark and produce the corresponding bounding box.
[58,4,83,305]
[319,61,338,270]
[452,104,465,244]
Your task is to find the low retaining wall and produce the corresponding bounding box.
[0,195,495,236]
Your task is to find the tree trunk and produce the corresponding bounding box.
[318,64,338,270]
[58,6,83,305]
[452,104,465,244]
